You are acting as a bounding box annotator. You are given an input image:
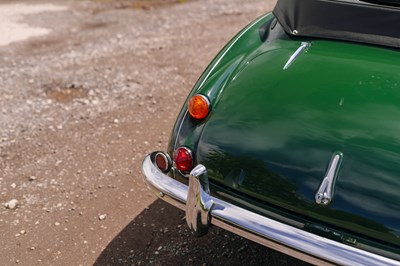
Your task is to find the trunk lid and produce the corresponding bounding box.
[197,39,400,246]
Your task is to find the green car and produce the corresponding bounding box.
[142,0,400,264]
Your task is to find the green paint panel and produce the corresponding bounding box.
[171,13,400,250]
[197,39,400,246]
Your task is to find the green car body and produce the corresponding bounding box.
[143,5,400,265]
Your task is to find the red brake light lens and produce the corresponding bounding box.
[188,94,210,120]
[173,147,193,172]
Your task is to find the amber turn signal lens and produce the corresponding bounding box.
[173,147,193,172]
[188,94,210,120]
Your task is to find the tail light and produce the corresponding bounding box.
[155,152,172,173]
[173,147,193,172]
[188,94,210,120]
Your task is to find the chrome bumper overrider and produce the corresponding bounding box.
[142,153,400,266]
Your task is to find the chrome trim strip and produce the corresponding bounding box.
[142,153,400,266]
[197,14,269,89]
[173,111,188,150]
[283,42,311,70]
[315,152,343,206]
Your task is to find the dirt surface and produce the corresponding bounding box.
[0,0,310,265]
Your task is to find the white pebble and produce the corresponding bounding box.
[5,199,18,209]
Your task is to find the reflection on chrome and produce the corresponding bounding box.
[315,152,343,206]
[142,153,400,266]
[185,165,214,236]
[283,42,311,70]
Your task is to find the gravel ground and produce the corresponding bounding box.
[0,0,310,265]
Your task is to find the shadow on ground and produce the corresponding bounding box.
[95,199,310,265]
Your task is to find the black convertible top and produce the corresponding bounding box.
[273,0,400,48]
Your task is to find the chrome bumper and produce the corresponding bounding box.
[142,153,400,266]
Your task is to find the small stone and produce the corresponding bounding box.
[54,222,60,226]
[98,214,106,221]
[10,183,16,189]
[5,199,18,209]
[20,230,26,235]
[29,176,37,181]
[113,118,119,124]
[28,79,34,84]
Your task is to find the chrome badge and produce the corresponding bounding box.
[315,152,343,206]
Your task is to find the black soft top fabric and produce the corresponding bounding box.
[273,0,400,48]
